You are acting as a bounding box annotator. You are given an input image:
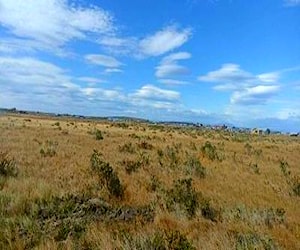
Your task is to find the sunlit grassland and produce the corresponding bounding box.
[0,114,299,249]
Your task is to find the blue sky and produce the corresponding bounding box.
[0,0,299,131]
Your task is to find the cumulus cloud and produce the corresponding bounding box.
[0,56,184,117]
[139,26,191,57]
[0,56,128,114]
[199,64,284,106]
[85,54,122,68]
[230,85,280,105]
[155,52,191,78]
[0,0,114,50]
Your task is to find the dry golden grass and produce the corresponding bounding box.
[0,114,299,249]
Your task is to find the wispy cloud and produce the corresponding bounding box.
[158,79,189,85]
[139,26,192,57]
[77,77,106,86]
[0,0,114,53]
[131,84,180,101]
[198,64,254,83]
[155,52,191,78]
[284,0,300,6]
[85,54,123,68]
[230,85,280,105]
[104,68,123,74]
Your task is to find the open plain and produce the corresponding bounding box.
[0,114,299,249]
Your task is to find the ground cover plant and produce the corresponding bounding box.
[0,114,299,249]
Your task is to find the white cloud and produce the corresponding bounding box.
[97,26,192,58]
[0,56,71,87]
[139,26,191,56]
[198,64,254,83]
[77,77,106,86]
[98,36,137,55]
[257,72,280,83]
[155,52,191,78]
[0,0,114,51]
[104,68,123,74]
[131,85,180,101]
[159,79,189,85]
[230,85,280,105]
[161,52,191,64]
[284,0,300,6]
[199,64,284,106]
[85,54,122,68]
[0,56,128,113]
[156,64,189,78]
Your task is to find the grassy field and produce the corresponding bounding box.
[0,114,299,249]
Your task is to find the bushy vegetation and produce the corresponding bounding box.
[0,115,299,249]
[201,141,219,161]
[90,150,124,199]
[40,140,57,157]
[0,152,18,177]
[166,178,199,218]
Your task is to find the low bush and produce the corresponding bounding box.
[0,152,18,177]
[291,176,300,196]
[119,142,136,154]
[184,156,206,178]
[137,141,154,150]
[90,150,124,199]
[121,159,142,174]
[40,140,57,157]
[200,199,219,222]
[95,129,103,140]
[166,178,199,218]
[201,141,219,161]
[234,232,278,250]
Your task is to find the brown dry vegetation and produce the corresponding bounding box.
[0,114,299,249]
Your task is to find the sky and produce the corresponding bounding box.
[0,0,299,131]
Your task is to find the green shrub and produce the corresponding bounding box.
[234,232,278,250]
[165,230,195,250]
[137,141,154,150]
[95,129,103,140]
[165,146,180,169]
[200,199,219,222]
[121,159,141,174]
[184,156,206,178]
[119,230,195,250]
[90,150,124,199]
[166,178,199,218]
[201,141,218,161]
[53,122,60,126]
[40,140,57,157]
[291,177,300,196]
[119,142,136,154]
[0,152,18,177]
[148,175,162,192]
